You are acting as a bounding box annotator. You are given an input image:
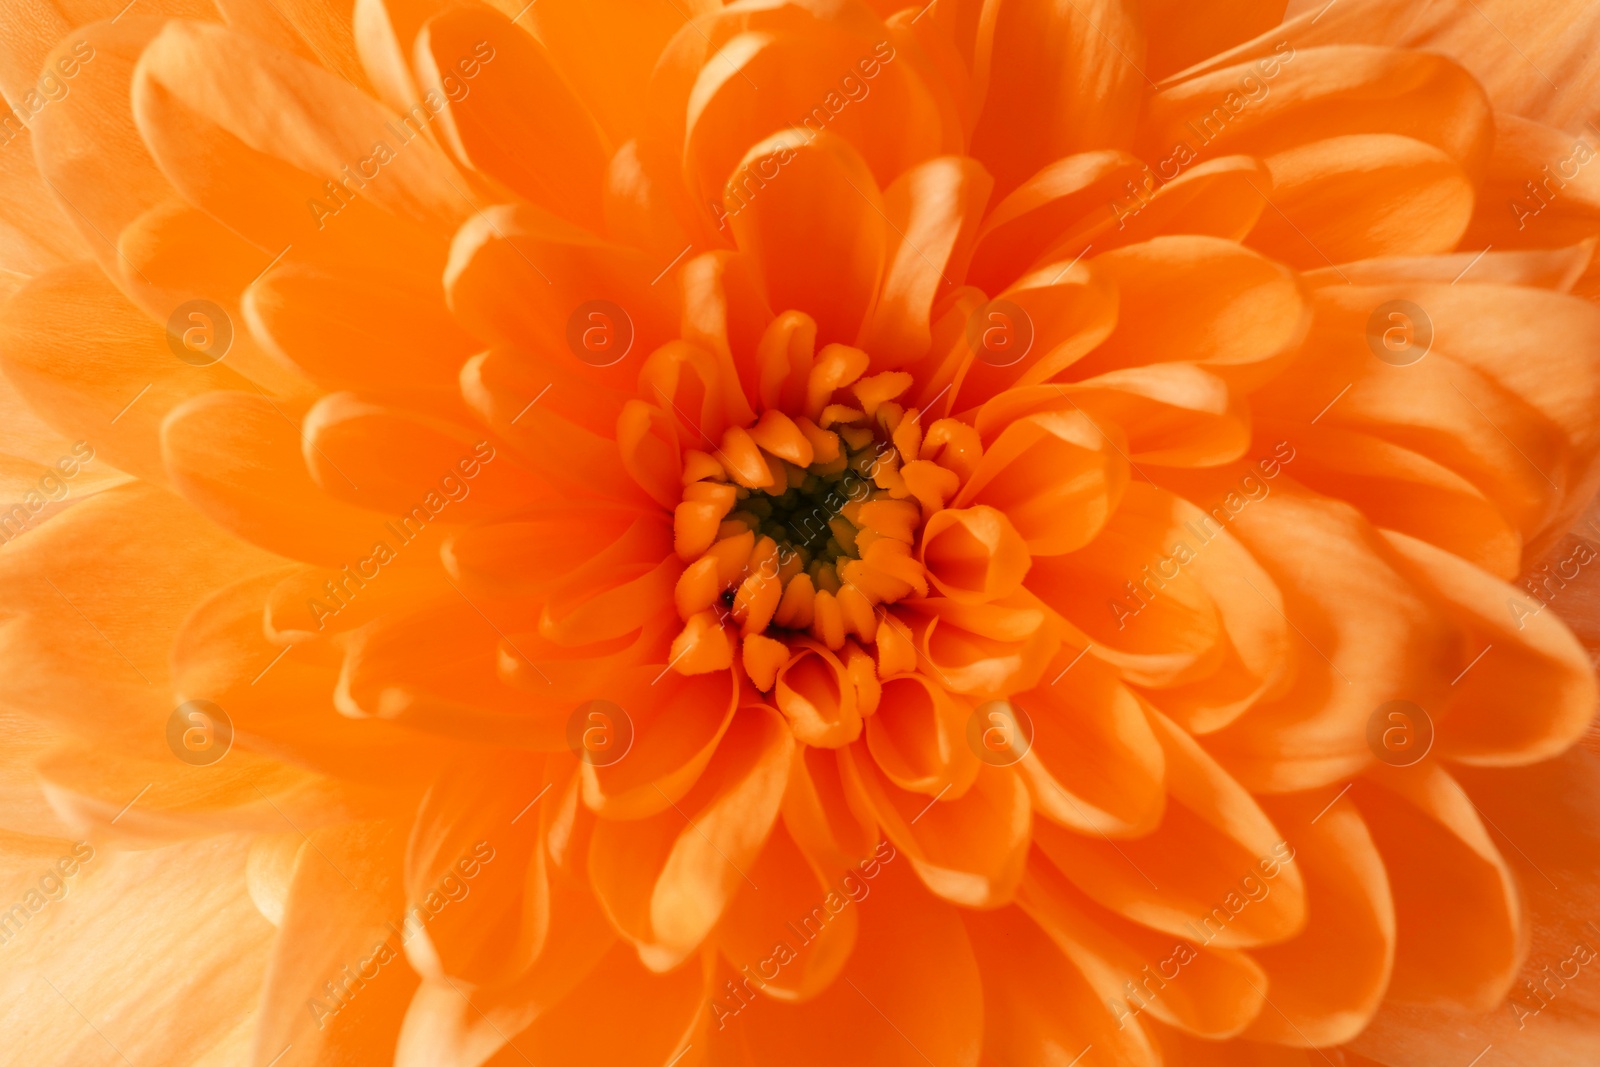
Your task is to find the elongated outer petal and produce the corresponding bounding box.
[589,705,793,971]
[727,130,886,348]
[857,155,993,369]
[712,853,984,1067]
[969,0,1145,198]
[0,263,250,488]
[253,820,420,1067]
[1352,762,1521,1012]
[415,5,610,228]
[132,19,466,258]
[1246,787,1395,1047]
[0,481,274,753]
[1352,749,1600,1066]
[966,904,1161,1067]
[0,835,274,1067]
[1035,709,1307,950]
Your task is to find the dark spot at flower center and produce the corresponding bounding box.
[733,439,895,568]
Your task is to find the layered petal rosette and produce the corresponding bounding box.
[2,1,1600,1065]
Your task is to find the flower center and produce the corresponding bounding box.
[667,401,914,674]
[734,433,891,568]
[662,328,982,690]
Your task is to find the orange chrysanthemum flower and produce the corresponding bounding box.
[5,0,1600,1065]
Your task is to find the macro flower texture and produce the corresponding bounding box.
[8,0,1600,1064]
